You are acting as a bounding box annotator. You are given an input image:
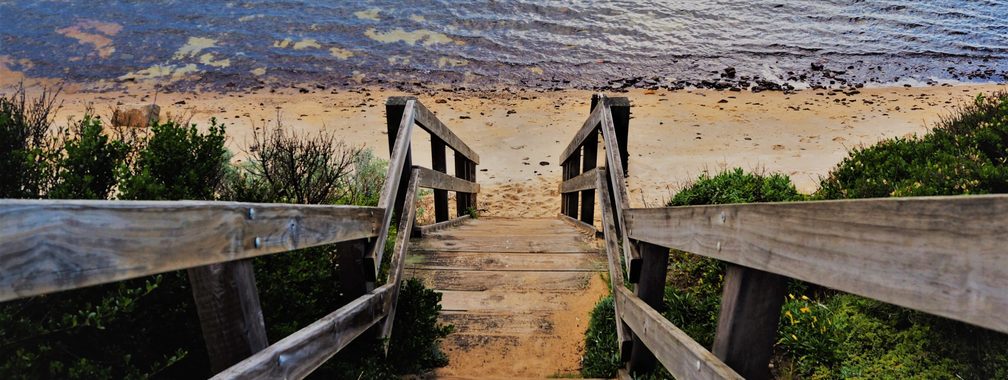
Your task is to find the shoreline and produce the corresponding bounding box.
[4,77,1006,217]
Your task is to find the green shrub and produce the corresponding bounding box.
[818,92,1008,199]
[581,296,620,378]
[49,115,130,200]
[0,84,60,198]
[120,119,227,201]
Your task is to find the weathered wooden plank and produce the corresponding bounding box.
[616,287,743,380]
[0,200,381,302]
[418,167,480,194]
[595,168,633,362]
[581,109,599,225]
[599,103,642,281]
[558,213,598,236]
[366,99,416,279]
[712,265,787,380]
[411,269,597,292]
[380,169,419,343]
[559,102,604,164]
[609,97,631,176]
[627,242,670,374]
[625,195,1008,334]
[212,284,393,380]
[188,260,268,373]
[418,215,472,236]
[560,167,599,194]
[413,100,480,164]
[409,252,603,272]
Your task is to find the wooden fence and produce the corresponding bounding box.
[559,94,1008,380]
[0,96,478,379]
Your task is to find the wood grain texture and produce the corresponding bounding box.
[712,265,786,380]
[413,100,480,164]
[418,167,480,194]
[212,284,393,379]
[418,215,471,236]
[596,169,633,361]
[367,100,416,279]
[188,260,269,373]
[628,242,670,374]
[560,167,599,194]
[616,286,743,380]
[625,195,1008,334]
[599,102,641,281]
[380,169,419,343]
[559,102,604,164]
[0,200,381,302]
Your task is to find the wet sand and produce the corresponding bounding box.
[3,68,1005,217]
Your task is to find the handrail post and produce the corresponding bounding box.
[188,260,269,373]
[626,241,669,375]
[713,265,787,380]
[431,137,449,222]
[563,156,580,219]
[455,154,474,216]
[337,239,373,304]
[386,97,415,227]
[580,95,600,225]
[609,97,631,177]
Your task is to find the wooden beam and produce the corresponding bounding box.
[625,195,1008,334]
[431,137,449,223]
[616,287,743,380]
[712,265,787,380]
[560,168,599,194]
[609,97,631,176]
[380,169,420,345]
[595,169,632,361]
[0,200,381,302]
[559,102,604,165]
[212,284,393,380]
[600,102,642,281]
[581,117,599,225]
[417,167,480,194]
[413,100,480,164]
[455,155,473,217]
[366,99,416,280]
[188,260,269,373]
[418,215,472,236]
[627,242,669,374]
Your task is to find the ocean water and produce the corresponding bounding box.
[1,0,1006,90]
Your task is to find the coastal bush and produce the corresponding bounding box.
[581,296,620,378]
[0,84,60,198]
[818,92,1008,199]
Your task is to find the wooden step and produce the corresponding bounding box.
[407,217,608,378]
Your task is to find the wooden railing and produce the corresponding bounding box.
[0,96,478,379]
[560,94,1008,380]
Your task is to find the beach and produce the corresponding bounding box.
[8,70,1001,218]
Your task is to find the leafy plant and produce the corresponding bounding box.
[0,83,60,198]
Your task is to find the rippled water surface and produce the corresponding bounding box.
[1,0,1006,89]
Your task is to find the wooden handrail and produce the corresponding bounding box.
[418,167,480,194]
[566,93,1008,379]
[411,99,480,164]
[0,200,381,302]
[215,169,422,378]
[626,196,1008,334]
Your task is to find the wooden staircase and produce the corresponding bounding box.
[407,217,608,378]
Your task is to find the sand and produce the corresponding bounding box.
[2,63,1005,217]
